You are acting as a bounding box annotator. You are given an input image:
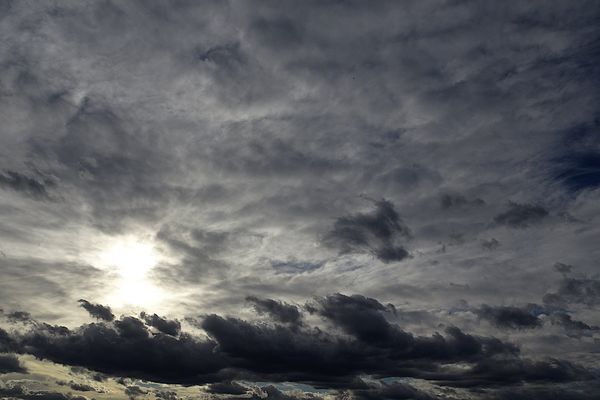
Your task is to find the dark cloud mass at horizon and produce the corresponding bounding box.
[1,1,599,399]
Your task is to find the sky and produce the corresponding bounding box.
[0,1,599,399]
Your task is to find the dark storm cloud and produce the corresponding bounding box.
[140,312,181,336]
[0,170,53,200]
[0,353,26,374]
[15,319,225,384]
[322,199,411,262]
[4,296,592,393]
[114,316,150,340]
[475,304,541,330]
[78,300,114,322]
[246,296,302,324]
[308,294,519,363]
[307,293,399,344]
[493,202,549,228]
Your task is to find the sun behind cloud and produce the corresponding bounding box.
[98,237,166,308]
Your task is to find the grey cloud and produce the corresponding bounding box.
[0,259,105,321]
[0,353,26,374]
[493,202,549,228]
[14,318,225,385]
[140,312,181,336]
[270,260,323,274]
[432,358,590,388]
[474,302,599,336]
[206,381,248,396]
[550,313,598,335]
[543,276,600,307]
[114,316,150,340]
[0,170,54,200]
[259,385,323,400]
[155,390,179,400]
[440,193,485,210]
[553,262,573,275]
[475,304,541,330]
[0,385,87,400]
[246,296,302,325]
[481,238,500,250]
[78,300,114,322]
[6,311,32,323]
[124,385,147,399]
[56,381,96,393]
[153,227,231,286]
[322,199,411,263]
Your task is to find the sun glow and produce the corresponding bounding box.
[98,237,166,308]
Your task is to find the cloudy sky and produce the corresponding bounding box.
[1,1,599,399]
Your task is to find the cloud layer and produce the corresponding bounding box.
[1,0,599,399]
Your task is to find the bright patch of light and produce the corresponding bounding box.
[101,239,157,278]
[98,237,165,308]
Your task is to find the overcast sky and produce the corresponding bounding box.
[1,1,599,399]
